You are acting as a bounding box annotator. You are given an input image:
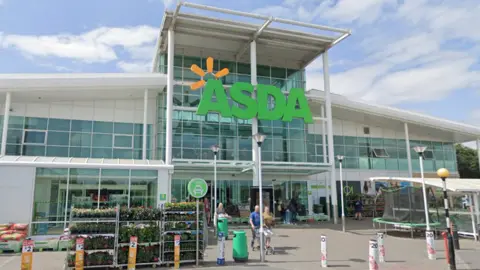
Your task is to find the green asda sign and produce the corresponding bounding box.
[195,79,313,123]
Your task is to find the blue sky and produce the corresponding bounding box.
[0,0,479,135]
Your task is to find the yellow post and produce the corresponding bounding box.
[20,239,34,270]
[127,236,138,270]
[74,238,84,270]
[174,235,181,269]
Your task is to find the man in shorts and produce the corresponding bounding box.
[249,205,261,249]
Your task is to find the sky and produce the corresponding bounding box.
[0,0,480,147]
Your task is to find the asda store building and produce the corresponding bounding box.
[1,2,480,235]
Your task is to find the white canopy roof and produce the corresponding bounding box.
[0,156,174,171]
[369,176,480,193]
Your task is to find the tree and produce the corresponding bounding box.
[455,144,480,178]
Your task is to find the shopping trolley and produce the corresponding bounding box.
[252,227,275,255]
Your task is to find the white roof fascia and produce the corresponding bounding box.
[307,91,480,137]
[0,73,168,91]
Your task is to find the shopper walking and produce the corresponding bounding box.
[249,205,261,249]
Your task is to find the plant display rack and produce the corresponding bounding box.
[116,207,162,269]
[63,203,205,269]
[65,206,118,269]
[162,202,205,266]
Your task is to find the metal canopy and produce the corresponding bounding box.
[369,176,480,193]
[173,159,329,175]
[155,2,351,70]
[0,156,174,170]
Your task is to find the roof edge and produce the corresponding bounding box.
[308,89,480,139]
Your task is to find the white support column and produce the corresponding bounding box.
[165,29,174,165]
[142,89,149,160]
[404,123,413,178]
[477,139,480,178]
[1,92,11,156]
[321,105,330,220]
[251,40,259,187]
[323,51,338,224]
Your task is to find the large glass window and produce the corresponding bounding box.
[31,168,159,235]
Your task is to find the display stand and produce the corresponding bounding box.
[162,202,205,266]
[65,205,118,269]
[115,207,162,269]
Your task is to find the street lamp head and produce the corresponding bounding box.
[437,168,450,179]
[210,144,220,154]
[336,155,344,162]
[413,146,427,154]
[253,133,267,146]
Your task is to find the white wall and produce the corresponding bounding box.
[308,118,446,142]
[0,166,36,224]
[2,99,157,124]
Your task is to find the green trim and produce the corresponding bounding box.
[372,217,441,228]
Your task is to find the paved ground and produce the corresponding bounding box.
[0,219,478,269]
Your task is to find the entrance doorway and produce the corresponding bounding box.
[249,187,274,213]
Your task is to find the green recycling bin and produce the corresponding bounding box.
[217,217,229,240]
[232,231,248,262]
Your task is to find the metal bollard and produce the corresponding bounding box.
[447,231,457,270]
[369,239,379,270]
[217,232,225,265]
[425,230,436,260]
[451,224,460,250]
[320,235,327,268]
[376,232,385,263]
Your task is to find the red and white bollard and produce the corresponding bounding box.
[376,232,385,263]
[426,230,436,260]
[320,235,327,268]
[369,239,379,270]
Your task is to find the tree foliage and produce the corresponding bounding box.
[455,144,480,178]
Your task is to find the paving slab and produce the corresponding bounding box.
[0,219,478,270]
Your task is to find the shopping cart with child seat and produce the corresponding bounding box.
[252,227,275,255]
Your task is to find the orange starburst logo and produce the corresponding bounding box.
[190,57,229,90]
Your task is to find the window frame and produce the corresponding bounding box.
[23,129,47,145]
[372,148,389,158]
[113,134,134,149]
[423,150,434,160]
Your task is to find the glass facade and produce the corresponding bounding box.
[156,53,307,162]
[32,168,158,235]
[5,116,153,159]
[307,134,457,172]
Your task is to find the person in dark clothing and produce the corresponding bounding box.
[288,198,297,224]
[354,199,363,220]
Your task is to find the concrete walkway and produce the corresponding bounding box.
[0,219,478,269]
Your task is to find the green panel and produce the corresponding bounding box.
[114,123,134,135]
[113,148,134,159]
[25,117,48,130]
[344,136,357,146]
[46,146,69,157]
[47,131,70,146]
[93,121,113,134]
[70,168,99,176]
[70,133,91,147]
[114,135,133,148]
[92,134,112,147]
[69,147,91,157]
[385,159,399,170]
[48,118,71,131]
[7,129,22,144]
[23,145,45,156]
[71,120,92,132]
[91,148,112,158]
[8,116,24,129]
[398,159,409,171]
[371,158,386,170]
[101,169,129,177]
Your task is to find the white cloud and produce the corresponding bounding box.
[294,0,480,105]
[1,26,158,63]
[117,61,151,73]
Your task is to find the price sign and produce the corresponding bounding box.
[75,238,84,270]
[174,235,181,269]
[20,240,34,270]
[127,236,138,270]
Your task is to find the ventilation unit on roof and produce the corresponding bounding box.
[363,127,370,135]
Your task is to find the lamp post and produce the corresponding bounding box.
[253,133,266,263]
[413,146,435,260]
[211,145,220,234]
[437,168,456,269]
[337,155,346,232]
